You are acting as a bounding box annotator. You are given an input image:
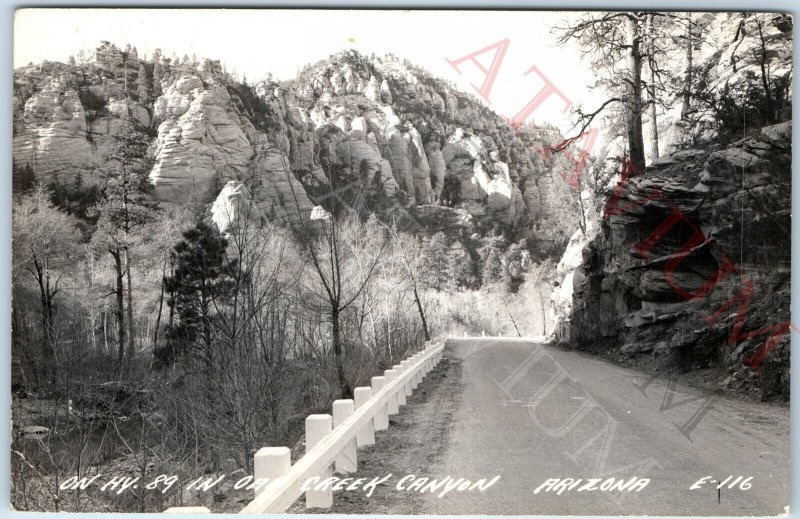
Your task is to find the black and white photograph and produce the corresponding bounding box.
[9,7,792,515]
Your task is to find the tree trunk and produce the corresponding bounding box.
[681,14,693,119]
[754,17,775,122]
[33,258,56,386]
[167,255,175,329]
[152,257,167,353]
[124,248,135,361]
[112,247,126,371]
[647,15,659,161]
[412,285,430,341]
[648,81,659,160]
[576,184,587,234]
[331,307,351,398]
[626,15,646,172]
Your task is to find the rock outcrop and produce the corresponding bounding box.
[560,122,791,399]
[12,42,582,254]
[12,76,93,181]
[150,76,253,202]
[659,13,793,156]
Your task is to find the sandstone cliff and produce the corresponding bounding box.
[13,43,580,252]
[561,122,791,400]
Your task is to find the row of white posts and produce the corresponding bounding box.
[164,341,445,514]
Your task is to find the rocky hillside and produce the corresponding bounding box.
[660,12,793,154]
[562,122,791,400]
[550,12,793,401]
[12,43,582,254]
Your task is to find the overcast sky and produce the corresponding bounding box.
[15,8,603,137]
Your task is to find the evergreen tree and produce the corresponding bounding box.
[420,231,449,291]
[481,246,504,285]
[502,240,532,292]
[151,49,164,98]
[90,116,158,369]
[136,63,149,103]
[159,221,233,369]
[12,162,36,196]
[448,241,477,290]
[152,60,164,98]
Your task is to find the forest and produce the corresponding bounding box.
[11,118,550,511]
[11,10,792,512]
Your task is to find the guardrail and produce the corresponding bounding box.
[164,340,445,514]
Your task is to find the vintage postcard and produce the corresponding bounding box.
[10,8,791,515]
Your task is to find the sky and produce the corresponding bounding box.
[14,8,603,138]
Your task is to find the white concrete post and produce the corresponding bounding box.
[385,369,399,415]
[353,387,375,446]
[371,376,389,430]
[332,400,356,473]
[253,447,291,497]
[401,360,413,396]
[305,414,332,509]
[394,365,406,406]
[164,507,211,513]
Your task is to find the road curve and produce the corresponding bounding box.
[318,338,789,515]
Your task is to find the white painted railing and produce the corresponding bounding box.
[164,340,445,514]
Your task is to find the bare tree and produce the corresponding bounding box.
[13,185,82,386]
[274,145,389,398]
[553,11,687,170]
[381,223,430,341]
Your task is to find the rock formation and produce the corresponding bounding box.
[13,76,93,182]
[560,123,791,399]
[13,42,580,247]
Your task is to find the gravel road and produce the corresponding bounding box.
[296,338,789,515]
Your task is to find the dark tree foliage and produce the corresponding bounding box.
[46,173,102,223]
[90,116,158,368]
[448,242,478,290]
[158,221,235,369]
[12,162,36,196]
[481,246,504,285]
[440,175,462,207]
[92,117,158,240]
[419,231,449,291]
[692,70,791,143]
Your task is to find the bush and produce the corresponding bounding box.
[693,70,791,143]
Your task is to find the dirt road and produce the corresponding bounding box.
[308,338,789,515]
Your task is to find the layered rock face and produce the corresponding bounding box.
[12,77,93,181]
[281,50,559,233]
[563,123,791,399]
[150,76,253,202]
[13,44,577,247]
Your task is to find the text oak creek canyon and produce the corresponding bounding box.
[59,473,755,497]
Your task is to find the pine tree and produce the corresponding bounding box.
[448,242,476,290]
[420,231,449,291]
[90,116,158,369]
[136,63,149,103]
[152,59,164,98]
[481,246,503,285]
[159,221,233,369]
[12,162,36,196]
